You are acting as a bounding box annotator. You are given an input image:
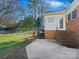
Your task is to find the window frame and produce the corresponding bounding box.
[59,18,64,28]
[68,13,71,21]
[58,17,66,30]
[72,9,77,20]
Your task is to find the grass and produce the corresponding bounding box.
[0,31,33,54]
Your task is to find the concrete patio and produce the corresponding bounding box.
[26,39,79,59]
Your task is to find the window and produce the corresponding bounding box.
[48,17,54,23]
[72,9,77,20]
[59,18,63,28]
[68,13,71,21]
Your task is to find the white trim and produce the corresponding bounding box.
[65,0,79,15]
[58,17,66,30]
[44,15,66,30]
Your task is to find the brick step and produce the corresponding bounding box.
[58,31,73,35]
[61,36,73,38]
[55,37,74,40]
[59,32,71,34]
[61,37,73,39]
[59,33,73,36]
[55,31,78,48]
[60,41,76,44]
[60,34,74,37]
[59,34,70,35]
[60,39,75,42]
[60,42,77,45]
[61,41,76,43]
[61,37,73,38]
[61,43,78,48]
[60,40,76,43]
[60,35,73,37]
[61,39,74,40]
[62,36,73,37]
[56,37,74,40]
[61,42,78,44]
[60,37,74,39]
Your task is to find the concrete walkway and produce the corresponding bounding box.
[26,39,79,59]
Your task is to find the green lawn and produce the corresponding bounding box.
[0,31,33,54]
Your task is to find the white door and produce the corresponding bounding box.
[58,17,66,30]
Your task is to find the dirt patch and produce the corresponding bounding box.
[0,39,33,59]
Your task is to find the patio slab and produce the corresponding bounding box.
[26,39,78,59]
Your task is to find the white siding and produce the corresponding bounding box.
[65,0,79,15]
[44,15,66,30]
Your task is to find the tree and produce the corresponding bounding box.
[28,0,46,37]
[0,0,24,18]
[17,16,36,31]
[28,0,45,18]
[0,0,25,27]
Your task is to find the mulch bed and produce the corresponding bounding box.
[0,39,34,59]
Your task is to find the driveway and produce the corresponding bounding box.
[26,39,79,59]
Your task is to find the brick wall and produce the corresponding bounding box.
[44,4,79,39]
[66,4,79,46]
[67,5,79,33]
[45,30,56,39]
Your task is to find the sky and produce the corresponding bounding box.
[44,0,74,12]
[14,0,74,21]
[20,0,74,12]
[17,0,74,20]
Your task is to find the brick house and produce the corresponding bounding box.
[42,0,79,39]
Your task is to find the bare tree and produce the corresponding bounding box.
[28,0,45,18]
[28,0,48,38]
[0,0,25,26]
